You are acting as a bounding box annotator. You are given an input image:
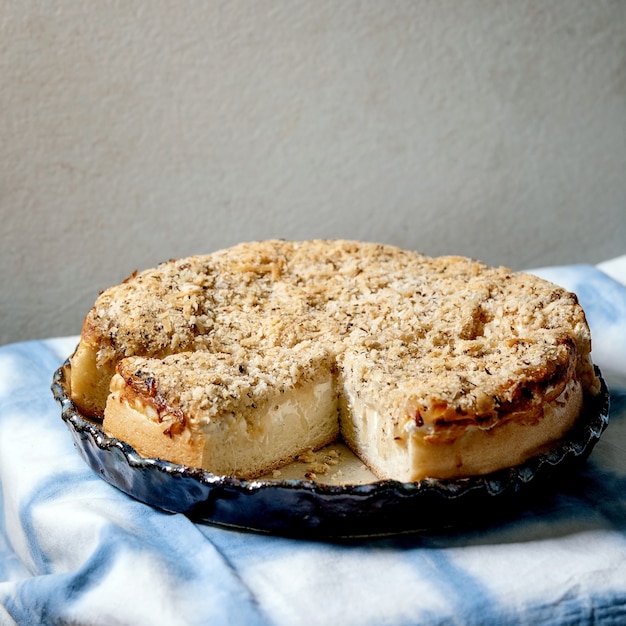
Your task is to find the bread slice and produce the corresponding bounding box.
[68,240,600,481]
[105,345,338,477]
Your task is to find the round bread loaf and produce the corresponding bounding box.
[68,240,600,481]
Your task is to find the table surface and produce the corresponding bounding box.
[1,259,626,626]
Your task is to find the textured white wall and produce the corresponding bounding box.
[1,1,625,344]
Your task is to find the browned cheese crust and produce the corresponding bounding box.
[68,240,600,480]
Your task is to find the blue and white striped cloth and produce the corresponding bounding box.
[1,259,625,626]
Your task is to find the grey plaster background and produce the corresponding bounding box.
[1,1,625,344]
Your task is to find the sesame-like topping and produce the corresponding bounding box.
[81,240,599,427]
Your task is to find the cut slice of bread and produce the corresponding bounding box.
[106,345,338,476]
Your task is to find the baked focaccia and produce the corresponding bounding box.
[68,240,600,481]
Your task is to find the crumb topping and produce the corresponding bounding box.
[82,240,599,432]
[115,342,333,428]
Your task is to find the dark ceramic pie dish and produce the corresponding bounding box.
[52,362,609,538]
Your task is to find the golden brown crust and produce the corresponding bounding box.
[69,239,599,480]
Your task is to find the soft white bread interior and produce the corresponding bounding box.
[340,376,583,481]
